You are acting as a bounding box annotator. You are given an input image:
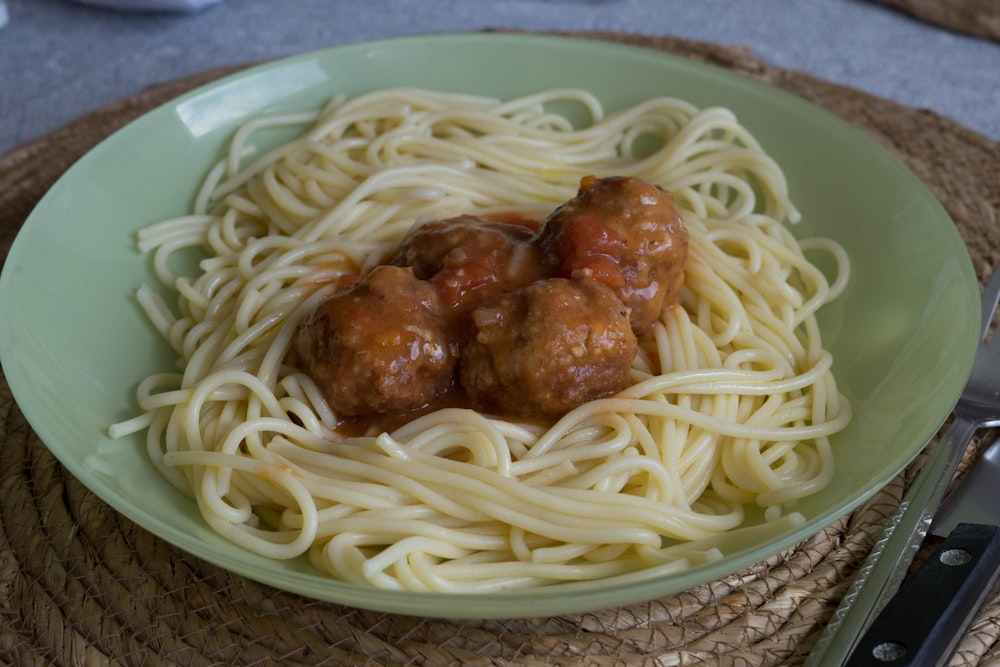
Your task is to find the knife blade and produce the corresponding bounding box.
[844,436,1000,667]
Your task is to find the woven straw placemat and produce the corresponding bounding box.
[871,0,1000,40]
[2,32,999,666]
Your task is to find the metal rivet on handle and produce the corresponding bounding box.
[872,640,907,662]
[940,548,972,567]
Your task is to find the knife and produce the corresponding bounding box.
[844,435,1000,667]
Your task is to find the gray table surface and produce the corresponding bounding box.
[1,0,999,159]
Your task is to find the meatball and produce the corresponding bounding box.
[294,265,457,417]
[390,215,550,324]
[459,278,637,420]
[537,175,688,336]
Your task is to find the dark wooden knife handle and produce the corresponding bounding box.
[845,523,1000,667]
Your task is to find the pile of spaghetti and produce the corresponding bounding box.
[111,88,851,591]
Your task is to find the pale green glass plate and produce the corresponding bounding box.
[0,33,979,618]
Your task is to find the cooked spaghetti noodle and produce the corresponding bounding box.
[111,87,851,591]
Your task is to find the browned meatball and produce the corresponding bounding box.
[459,278,637,420]
[390,215,550,324]
[537,175,688,336]
[294,265,458,417]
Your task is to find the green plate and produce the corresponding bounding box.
[0,33,979,618]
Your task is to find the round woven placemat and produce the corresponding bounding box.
[2,32,999,666]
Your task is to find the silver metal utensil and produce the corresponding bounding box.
[842,435,1000,666]
[805,260,1000,667]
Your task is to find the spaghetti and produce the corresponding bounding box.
[111,87,851,591]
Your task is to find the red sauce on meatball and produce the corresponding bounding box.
[294,265,458,418]
[538,175,689,336]
[389,215,549,330]
[460,278,637,419]
[294,175,688,428]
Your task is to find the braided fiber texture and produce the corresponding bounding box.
[871,0,1000,41]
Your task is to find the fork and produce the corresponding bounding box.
[805,259,1000,667]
